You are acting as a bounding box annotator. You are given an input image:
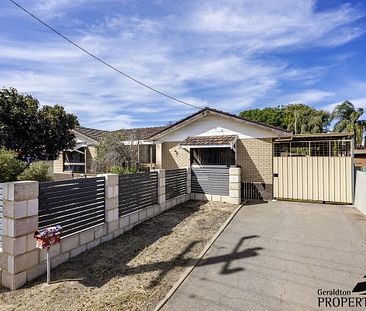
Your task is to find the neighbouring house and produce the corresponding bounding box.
[354,149,366,171]
[50,126,165,174]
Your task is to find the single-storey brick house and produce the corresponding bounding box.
[149,107,291,199]
[51,107,353,203]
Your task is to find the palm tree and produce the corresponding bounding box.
[332,101,365,147]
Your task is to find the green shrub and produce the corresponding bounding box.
[0,148,27,182]
[18,161,52,182]
[107,165,138,174]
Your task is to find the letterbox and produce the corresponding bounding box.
[34,225,62,249]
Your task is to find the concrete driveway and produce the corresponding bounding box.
[161,201,366,311]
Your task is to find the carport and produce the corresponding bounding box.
[273,133,353,204]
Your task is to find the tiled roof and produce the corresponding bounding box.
[180,135,237,146]
[74,127,108,141]
[115,126,167,140]
[74,126,166,142]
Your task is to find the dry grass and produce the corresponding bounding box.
[0,200,237,311]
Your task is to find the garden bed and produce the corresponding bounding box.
[0,200,238,311]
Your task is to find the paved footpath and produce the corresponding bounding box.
[162,201,366,311]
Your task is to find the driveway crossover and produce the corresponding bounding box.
[162,201,366,311]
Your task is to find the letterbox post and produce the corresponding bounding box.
[46,247,50,284]
[34,225,62,285]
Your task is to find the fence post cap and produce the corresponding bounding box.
[97,173,118,186]
[3,180,39,201]
[229,167,241,175]
[153,169,165,174]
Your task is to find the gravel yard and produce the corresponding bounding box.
[0,200,238,311]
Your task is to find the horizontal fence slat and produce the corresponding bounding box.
[39,177,105,236]
[39,200,105,221]
[191,168,229,196]
[40,177,104,189]
[165,169,187,200]
[39,182,105,197]
[40,208,105,229]
[119,183,158,193]
[118,172,158,214]
[59,217,105,238]
[39,187,105,204]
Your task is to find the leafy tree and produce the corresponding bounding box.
[332,101,365,147]
[0,87,78,159]
[239,104,330,134]
[0,148,27,182]
[284,104,330,134]
[18,161,52,182]
[94,132,139,173]
[239,107,287,129]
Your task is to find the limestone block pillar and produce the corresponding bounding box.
[98,174,119,233]
[1,181,39,290]
[229,167,242,204]
[156,169,166,207]
[186,167,192,194]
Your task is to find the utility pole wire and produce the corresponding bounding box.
[9,0,203,110]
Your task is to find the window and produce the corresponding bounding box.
[63,148,85,173]
[192,148,235,166]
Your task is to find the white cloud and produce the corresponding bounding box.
[286,90,335,105]
[0,0,364,129]
[187,0,363,48]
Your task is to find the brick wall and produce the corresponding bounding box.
[161,142,190,170]
[355,155,366,167]
[52,153,64,173]
[237,138,273,200]
[86,146,97,173]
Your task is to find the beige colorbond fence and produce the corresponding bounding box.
[355,171,366,214]
[273,157,353,204]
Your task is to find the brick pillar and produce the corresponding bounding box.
[156,169,166,208]
[1,181,39,290]
[229,167,241,204]
[98,174,119,234]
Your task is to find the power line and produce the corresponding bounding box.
[9,0,203,110]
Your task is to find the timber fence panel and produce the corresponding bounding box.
[165,169,187,200]
[191,168,230,196]
[118,172,158,215]
[39,177,105,237]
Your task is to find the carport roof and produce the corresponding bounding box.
[275,132,354,142]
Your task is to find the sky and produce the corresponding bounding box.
[0,0,366,130]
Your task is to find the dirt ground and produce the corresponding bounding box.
[0,200,237,311]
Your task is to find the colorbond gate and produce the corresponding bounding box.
[191,168,229,196]
[273,140,353,204]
